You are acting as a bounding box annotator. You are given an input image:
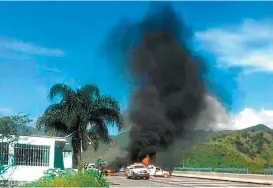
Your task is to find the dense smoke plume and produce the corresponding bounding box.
[104,3,231,170]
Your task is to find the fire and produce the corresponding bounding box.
[141,154,150,167]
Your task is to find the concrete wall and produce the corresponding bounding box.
[0,136,68,182]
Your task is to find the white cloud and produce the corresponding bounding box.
[230,108,273,130]
[0,37,64,59]
[198,96,273,130]
[42,66,61,73]
[0,107,13,116]
[195,19,273,72]
[36,65,61,73]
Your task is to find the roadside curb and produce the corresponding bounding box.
[171,173,273,186]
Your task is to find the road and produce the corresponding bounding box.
[107,176,268,187]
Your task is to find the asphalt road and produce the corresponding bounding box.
[107,176,268,187]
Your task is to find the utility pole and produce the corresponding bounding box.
[80,132,83,172]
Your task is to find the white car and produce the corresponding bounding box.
[126,164,150,180]
[88,163,96,168]
[147,165,170,177]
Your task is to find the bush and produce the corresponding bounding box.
[22,171,109,187]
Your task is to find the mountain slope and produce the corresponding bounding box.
[82,125,273,173]
[243,124,271,132]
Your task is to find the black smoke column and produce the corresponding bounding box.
[104,3,211,169]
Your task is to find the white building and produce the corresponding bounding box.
[0,135,73,182]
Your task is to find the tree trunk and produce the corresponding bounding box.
[78,124,83,171]
[72,131,82,170]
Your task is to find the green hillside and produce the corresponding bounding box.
[82,125,273,174]
[183,128,273,173]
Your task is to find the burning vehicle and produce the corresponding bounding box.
[126,163,150,180]
[142,155,170,177]
[147,165,170,177]
[125,154,170,179]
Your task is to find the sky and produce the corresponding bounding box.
[0,2,273,135]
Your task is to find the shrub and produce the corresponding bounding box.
[22,171,109,187]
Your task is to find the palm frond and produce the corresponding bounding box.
[89,119,112,144]
[85,131,99,151]
[89,95,124,131]
[48,83,76,101]
[37,103,77,133]
[86,120,112,151]
[77,84,100,99]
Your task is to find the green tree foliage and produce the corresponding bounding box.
[241,131,248,139]
[36,84,123,169]
[0,114,32,186]
[0,114,32,140]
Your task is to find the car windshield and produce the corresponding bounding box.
[134,165,145,169]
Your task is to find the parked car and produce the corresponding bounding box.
[126,163,150,180]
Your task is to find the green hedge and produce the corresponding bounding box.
[215,168,248,174]
[22,169,108,187]
[174,167,213,172]
[264,169,273,175]
[174,167,249,174]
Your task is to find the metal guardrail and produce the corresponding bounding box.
[215,168,248,174]
[264,169,273,175]
[174,167,213,172]
[173,167,249,174]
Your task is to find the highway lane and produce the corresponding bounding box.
[107,176,268,187]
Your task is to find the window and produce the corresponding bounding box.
[14,144,50,166]
[156,167,161,171]
[0,142,9,165]
[134,165,145,169]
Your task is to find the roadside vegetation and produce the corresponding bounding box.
[22,169,109,187]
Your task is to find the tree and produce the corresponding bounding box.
[0,114,32,141]
[0,114,32,186]
[36,84,123,169]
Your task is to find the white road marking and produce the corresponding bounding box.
[108,176,268,187]
[149,176,267,187]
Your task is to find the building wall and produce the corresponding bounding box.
[0,136,68,182]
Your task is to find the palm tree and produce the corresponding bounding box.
[36,84,123,169]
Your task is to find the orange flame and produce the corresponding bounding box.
[141,154,150,167]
